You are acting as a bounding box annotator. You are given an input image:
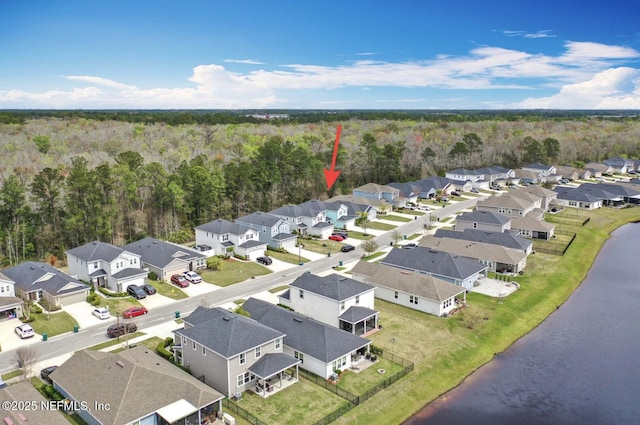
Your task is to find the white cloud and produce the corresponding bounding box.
[65,75,137,90]
[502,30,555,39]
[223,59,265,65]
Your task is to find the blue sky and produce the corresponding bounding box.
[1,0,639,109]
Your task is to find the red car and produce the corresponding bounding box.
[328,234,344,242]
[170,274,189,288]
[122,306,148,319]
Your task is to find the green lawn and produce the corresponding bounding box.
[199,259,273,286]
[362,252,386,261]
[111,336,164,353]
[366,221,397,231]
[396,208,426,216]
[377,214,412,223]
[27,311,79,337]
[342,231,375,241]
[1,369,24,380]
[266,250,310,265]
[337,357,405,395]
[94,296,142,315]
[235,377,352,425]
[148,279,189,300]
[298,238,343,254]
[331,207,640,425]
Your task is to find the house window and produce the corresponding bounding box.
[275,338,281,350]
[299,290,304,299]
[93,262,99,269]
[222,234,229,241]
[202,346,206,356]
[410,295,418,304]
[294,351,304,363]
[443,298,452,309]
[394,291,398,299]
[340,301,345,310]
[332,356,347,370]
[237,372,255,387]
[240,352,246,365]
[355,295,360,304]
[182,336,186,345]
[255,346,261,358]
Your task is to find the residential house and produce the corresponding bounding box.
[553,187,604,210]
[325,196,378,222]
[476,166,516,184]
[2,262,89,307]
[352,183,404,208]
[124,237,206,282]
[0,271,22,319]
[445,168,489,190]
[381,247,489,291]
[603,157,634,174]
[514,169,543,184]
[351,261,466,317]
[522,163,557,177]
[584,162,613,177]
[434,228,533,255]
[0,381,69,425]
[235,211,298,251]
[174,306,298,398]
[594,182,640,205]
[51,347,224,425]
[66,241,147,292]
[419,236,528,274]
[555,165,580,181]
[317,200,357,230]
[554,183,640,208]
[279,273,378,336]
[511,215,556,240]
[243,297,372,379]
[577,168,592,180]
[386,182,420,204]
[415,176,454,196]
[514,186,558,211]
[195,218,267,260]
[476,193,538,218]
[455,210,512,233]
[269,204,334,239]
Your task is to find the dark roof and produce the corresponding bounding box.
[124,237,205,269]
[2,261,88,297]
[270,204,321,218]
[236,211,283,228]
[0,381,69,425]
[456,210,511,225]
[51,347,223,425]
[290,273,375,301]
[523,162,551,170]
[112,267,148,279]
[66,240,126,262]
[243,298,370,363]
[195,218,249,235]
[381,247,488,280]
[248,353,301,378]
[434,228,532,252]
[238,239,267,249]
[177,307,284,358]
[339,306,378,324]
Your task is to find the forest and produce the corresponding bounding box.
[0,110,639,266]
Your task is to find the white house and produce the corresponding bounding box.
[195,219,267,260]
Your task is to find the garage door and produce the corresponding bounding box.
[164,264,187,282]
[124,277,146,289]
[61,290,89,306]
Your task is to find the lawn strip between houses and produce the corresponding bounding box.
[199,259,273,286]
[331,207,639,425]
[28,311,79,337]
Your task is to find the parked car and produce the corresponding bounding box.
[122,306,148,319]
[170,274,189,288]
[0,378,6,389]
[470,188,480,193]
[332,232,348,239]
[127,285,147,300]
[15,323,35,339]
[418,205,431,211]
[451,191,461,196]
[440,197,450,202]
[183,271,202,284]
[40,365,58,382]
[142,283,156,295]
[341,244,355,252]
[107,323,137,338]
[92,307,111,320]
[403,243,418,249]
[257,256,273,265]
[328,234,344,242]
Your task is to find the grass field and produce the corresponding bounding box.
[266,250,311,265]
[28,311,79,337]
[297,238,343,254]
[377,214,412,223]
[200,259,273,286]
[343,231,375,240]
[367,221,397,231]
[148,279,189,300]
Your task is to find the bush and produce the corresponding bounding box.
[148,271,158,281]
[370,345,384,356]
[207,257,223,270]
[233,254,247,261]
[98,287,129,298]
[164,337,173,347]
[156,342,174,361]
[30,305,43,314]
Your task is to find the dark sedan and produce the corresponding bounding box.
[107,323,137,338]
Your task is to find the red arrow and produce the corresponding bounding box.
[324,124,342,190]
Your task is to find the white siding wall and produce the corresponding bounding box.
[375,287,443,316]
[282,346,330,379]
[290,291,339,327]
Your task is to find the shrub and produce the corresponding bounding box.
[98,287,129,298]
[370,345,384,356]
[207,257,223,270]
[148,271,158,281]
[164,337,173,347]
[30,305,43,314]
[233,254,247,261]
[156,342,174,361]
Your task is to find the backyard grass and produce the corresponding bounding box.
[86,332,146,351]
[366,221,397,231]
[234,377,352,425]
[298,238,343,255]
[269,285,290,294]
[266,250,310,265]
[337,357,405,395]
[28,311,79,337]
[378,214,412,223]
[146,279,188,300]
[331,207,640,425]
[199,259,272,286]
[1,369,24,380]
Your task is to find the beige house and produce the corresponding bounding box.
[476,193,538,218]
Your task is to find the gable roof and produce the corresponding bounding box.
[51,347,223,425]
[456,210,511,225]
[195,218,252,235]
[0,381,69,425]
[270,204,322,219]
[434,228,532,252]
[177,307,284,358]
[419,236,527,265]
[523,162,552,171]
[243,298,370,363]
[236,211,285,228]
[415,176,452,191]
[2,261,88,296]
[290,273,375,301]
[66,240,128,262]
[351,261,464,302]
[516,185,558,198]
[124,237,205,269]
[353,183,398,194]
[477,194,534,210]
[381,247,488,280]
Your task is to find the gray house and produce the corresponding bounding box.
[455,210,512,233]
[243,297,372,380]
[0,271,23,319]
[2,262,89,307]
[269,204,334,238]
[352,183,403,208]
[51,347,224,425]
[174,306,299,398]
[306,199,357,230]
[381,247,489,291]
[195,218,267,260]
[235,211,297,251]
[124,237,206,282]
[434,228,533,255]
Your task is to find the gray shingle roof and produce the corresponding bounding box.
[243,298,370,363]
[124,237,205,268]
[177,307,284,358]
[195,218,247,235]
[381,247,488,280]
[456,210,511,225]
[338,306,378,324]
[66,240,125,262]
[2,261,88,297]
[434,228,532,252]
[248,353,301,378]
[270,204,318,218]
[0,381,69,425]
[290,273,375,301]
[236,211,283,228]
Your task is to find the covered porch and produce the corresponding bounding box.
[248,353,301,399]
[339,306,379,337]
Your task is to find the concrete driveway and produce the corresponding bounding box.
[63,302,116,329]
[0,318,42,352]
[180,281,219,297]
[138,293,176,310]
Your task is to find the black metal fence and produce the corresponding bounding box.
[533,230,576,256]
[222,398,267,425]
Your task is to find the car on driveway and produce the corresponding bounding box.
[142,284,156,295]
[328,234,344,242]
[451,191,461,196]
[332,232,348,239]
[127,285,147,300]
[257,256,273,265]
[341,244,355,252]
[403,243,418,249]
[107,323,137,338]
[92,307,111,320]
[122,306,148,319]
[170,274,189,288]
[40,366,58,382]
[183,271,202,284]
[470,188,480,193]
[15,323,35,339]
